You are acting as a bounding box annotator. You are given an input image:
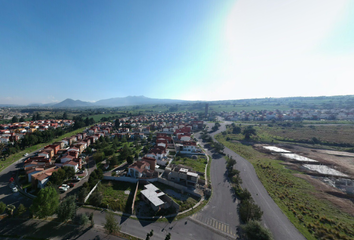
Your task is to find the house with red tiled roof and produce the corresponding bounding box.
[128,159,157,179]
[62,158,82,172]
[31,166,59,189]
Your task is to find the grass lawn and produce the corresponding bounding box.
[172,156,207,173]
[0,126,90,172]
[98,181,137,213]
[216,133,354,240]
[224,123,354,150]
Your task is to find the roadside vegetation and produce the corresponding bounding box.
[216,130,354,240]
[226,122,354,151]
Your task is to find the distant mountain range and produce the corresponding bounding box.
[26,96,188,108]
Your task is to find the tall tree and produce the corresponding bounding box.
[30,187,59,218]
[57,195,77,222]
[240,221,273,240]
[78,187,88,203]
[104,211,121,234]
[63,112,68,119]
[242,126,256,140]
[239,198,263,223]
[63,166,76,179]
[11,116,18,123]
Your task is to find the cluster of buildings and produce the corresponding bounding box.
[221,109,354,121]
[24,123,113,189]
[125,117,204,188]
[0,119,74,143]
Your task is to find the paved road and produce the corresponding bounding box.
[78,208,230,240]
[0,154,34,208]
[191,131,239,238]
[208,120,306,240]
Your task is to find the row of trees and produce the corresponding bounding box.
[224,155,273,240]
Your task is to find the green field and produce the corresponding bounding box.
[226,123,354,149]
[97,181,137,213]
[172,156,207,174]
[215,133,354,240]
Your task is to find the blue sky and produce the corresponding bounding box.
[0,0,353,105]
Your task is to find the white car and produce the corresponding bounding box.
[61,184,70,189]
[23,153,28,157]
[59,184,70,192]
[12,187,18,193]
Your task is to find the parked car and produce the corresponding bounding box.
[59,184,70,192]
[62,184,70,189]
[78,170,84,174]
[12,187,18,193]
[72,176,80,182]
[68,183,75,188]
[23,153,28,157]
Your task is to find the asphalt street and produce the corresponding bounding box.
[208,120,306,240]
[192,131,239,238]
[77,208,230,240]
[0,153,34,208]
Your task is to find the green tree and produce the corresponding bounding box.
[233,126,241,134]
[16,204,26,216]
[11,116,18,123]
[85,147,92,154]
[127,155,134,165]
[143,146,149,154]
[0,201,6,214]
[110,156,119,166]
[120,144,131,161]
[57,195,77,222]
[240,221,273,240]
[63,166,76,180]
[78,213,89,225]
[242,126,256,140]
[50,168,66,185]
[239,198,263,223]
[114,119,120,129]
[213,142,224,153]
[19,116,25,122]
[63,112,68,119]
[89,190,103,206]
[104,211,121,234]
[78,187,88,203]
[165,233,171,240]
[93,152,105,163]
[30,187,59,218]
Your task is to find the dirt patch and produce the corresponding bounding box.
[294,173,354,216]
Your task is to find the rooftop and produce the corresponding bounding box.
[141,184,165,207]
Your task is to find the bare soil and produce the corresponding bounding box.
[280,144,354,176]
[294,174,354,216]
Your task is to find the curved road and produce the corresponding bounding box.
[208,120,306,240]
